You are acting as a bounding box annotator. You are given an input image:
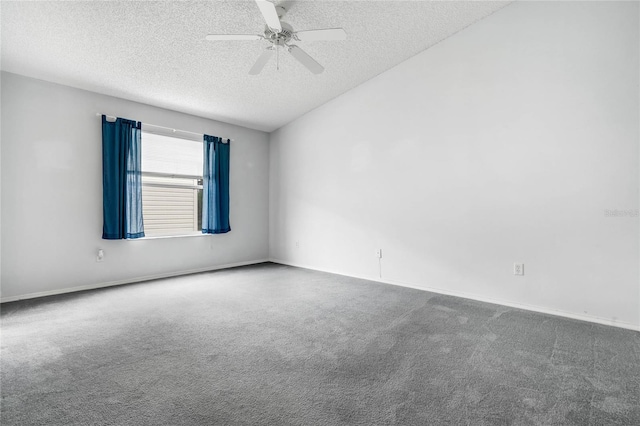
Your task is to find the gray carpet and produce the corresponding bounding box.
[1,263,639,425]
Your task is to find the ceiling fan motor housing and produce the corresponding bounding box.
[264,22,294,46]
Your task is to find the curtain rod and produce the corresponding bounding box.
[96,113,234,142]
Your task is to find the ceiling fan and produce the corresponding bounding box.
[206,0,346,75]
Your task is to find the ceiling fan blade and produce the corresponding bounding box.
[295,28,347,42]
[206,34,263,41]
[255,0,282,32]
[288,45,324,74]
[249,48,275,75]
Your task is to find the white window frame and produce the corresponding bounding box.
[140,128,204,238]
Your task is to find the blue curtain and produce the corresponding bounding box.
[202,135,231,234]
[102,116,145,239]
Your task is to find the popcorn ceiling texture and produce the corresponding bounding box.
[1,1,511,132]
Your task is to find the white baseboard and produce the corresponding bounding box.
[269,258,640,332]
[0,259,270,303]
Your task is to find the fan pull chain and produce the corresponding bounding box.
[276,45,280,71]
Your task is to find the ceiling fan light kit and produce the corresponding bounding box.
[206,0,347,75]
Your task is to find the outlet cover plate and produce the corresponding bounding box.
[513,263,524,275]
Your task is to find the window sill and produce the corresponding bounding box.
[136,232,209,240]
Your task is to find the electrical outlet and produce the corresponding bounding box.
[376,249,383,259]
[96,249,104,263]
[513,263,524,275]
[295,241,300,249]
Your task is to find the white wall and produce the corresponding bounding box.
[269,1,640,329]
[1,72,270,300]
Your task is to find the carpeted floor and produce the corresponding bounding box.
[1,262,639,425]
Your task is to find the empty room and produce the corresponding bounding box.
[1,0,639,425]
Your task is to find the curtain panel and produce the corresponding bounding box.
[102,116,144,239]
[202,135,231,234]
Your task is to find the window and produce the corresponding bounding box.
[141,130,203,237]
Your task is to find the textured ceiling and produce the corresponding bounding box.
[1,1,511,132]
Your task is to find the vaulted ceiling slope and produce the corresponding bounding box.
[1,1,511,132]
